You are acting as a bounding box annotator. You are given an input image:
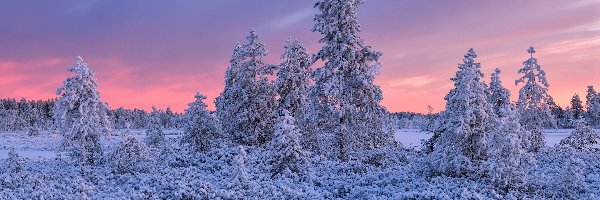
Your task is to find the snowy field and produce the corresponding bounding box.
[393,128,600,149]
[1,128,597,159]
[1,129,599,199]
[0,129,181,159]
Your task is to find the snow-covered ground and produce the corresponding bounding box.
[2,128,593,159]
[394,128,600,149]
[1,129,599,199]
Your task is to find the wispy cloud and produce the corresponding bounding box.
[267,8,314,29]
[388,75,434,88]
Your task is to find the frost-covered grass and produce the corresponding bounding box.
[1,129,600,199]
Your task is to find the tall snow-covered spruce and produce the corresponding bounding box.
[309,0,394,160]
[515,46,555,152]
[275,39,312,119]
[53,56,111,165]
[486,68,530,191]
[215,29,276,146]
[182,92,221,151]
[431,49,495,177]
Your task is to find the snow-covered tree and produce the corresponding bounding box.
[487,68,511,116]
[570,94,584,120]
[266,109,307,176]
[559,119,600,151]
[229,145,252,190]
[586,85,600,126]
[53,56,111,165]
[108,133,151,174]
[486,90,529,191]
[308,0,394,160]
[6,149,24,174]
[275,39,312,119]
[145,106,165,148]
[515,46,555,152]
[431,49,495,177]
[182,92,221,152]
[215,29,277,146]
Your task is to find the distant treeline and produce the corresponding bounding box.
[0,98,183,132]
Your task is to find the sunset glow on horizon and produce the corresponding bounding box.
[1,0,598,113]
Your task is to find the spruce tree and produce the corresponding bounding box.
[570,94,584,120]
[182,92,221,151]
[309,0,393,160]
[229,145,251,190]
[488,68,512,116]
[485,68,529,191]
[145,106,165,148]
[266,109,307,176]
[586,86,600,126]
[215,29,276,146]
[515,47,555,152]
[431,49,495,177]
[275,39,312,120]
[53,56,111,165]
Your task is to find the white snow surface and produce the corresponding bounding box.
[394,128,600,149]
[1,128,599,199]
[1,128,594,159]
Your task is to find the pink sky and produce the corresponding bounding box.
[0,0,598,113]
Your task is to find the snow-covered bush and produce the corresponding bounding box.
[559,120,600,151]
[27,121,40,136]
[181,92,221,152]
[53,56,111,165]
[107,134,151,174]
[266,110,307,176]
[6,149,24,174]
[228,145,256,198]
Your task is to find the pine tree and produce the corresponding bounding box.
[570,94,584,120]
[309,0,393,160]
[108,133,151,174]
[515,47,555,152]
[182,92,221,152]
[145,106,165,148]
[586,86,600,126]
[215,29,277,146]
[431,49,495,177]
[266,109,307,176]
[53,56,111,165]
